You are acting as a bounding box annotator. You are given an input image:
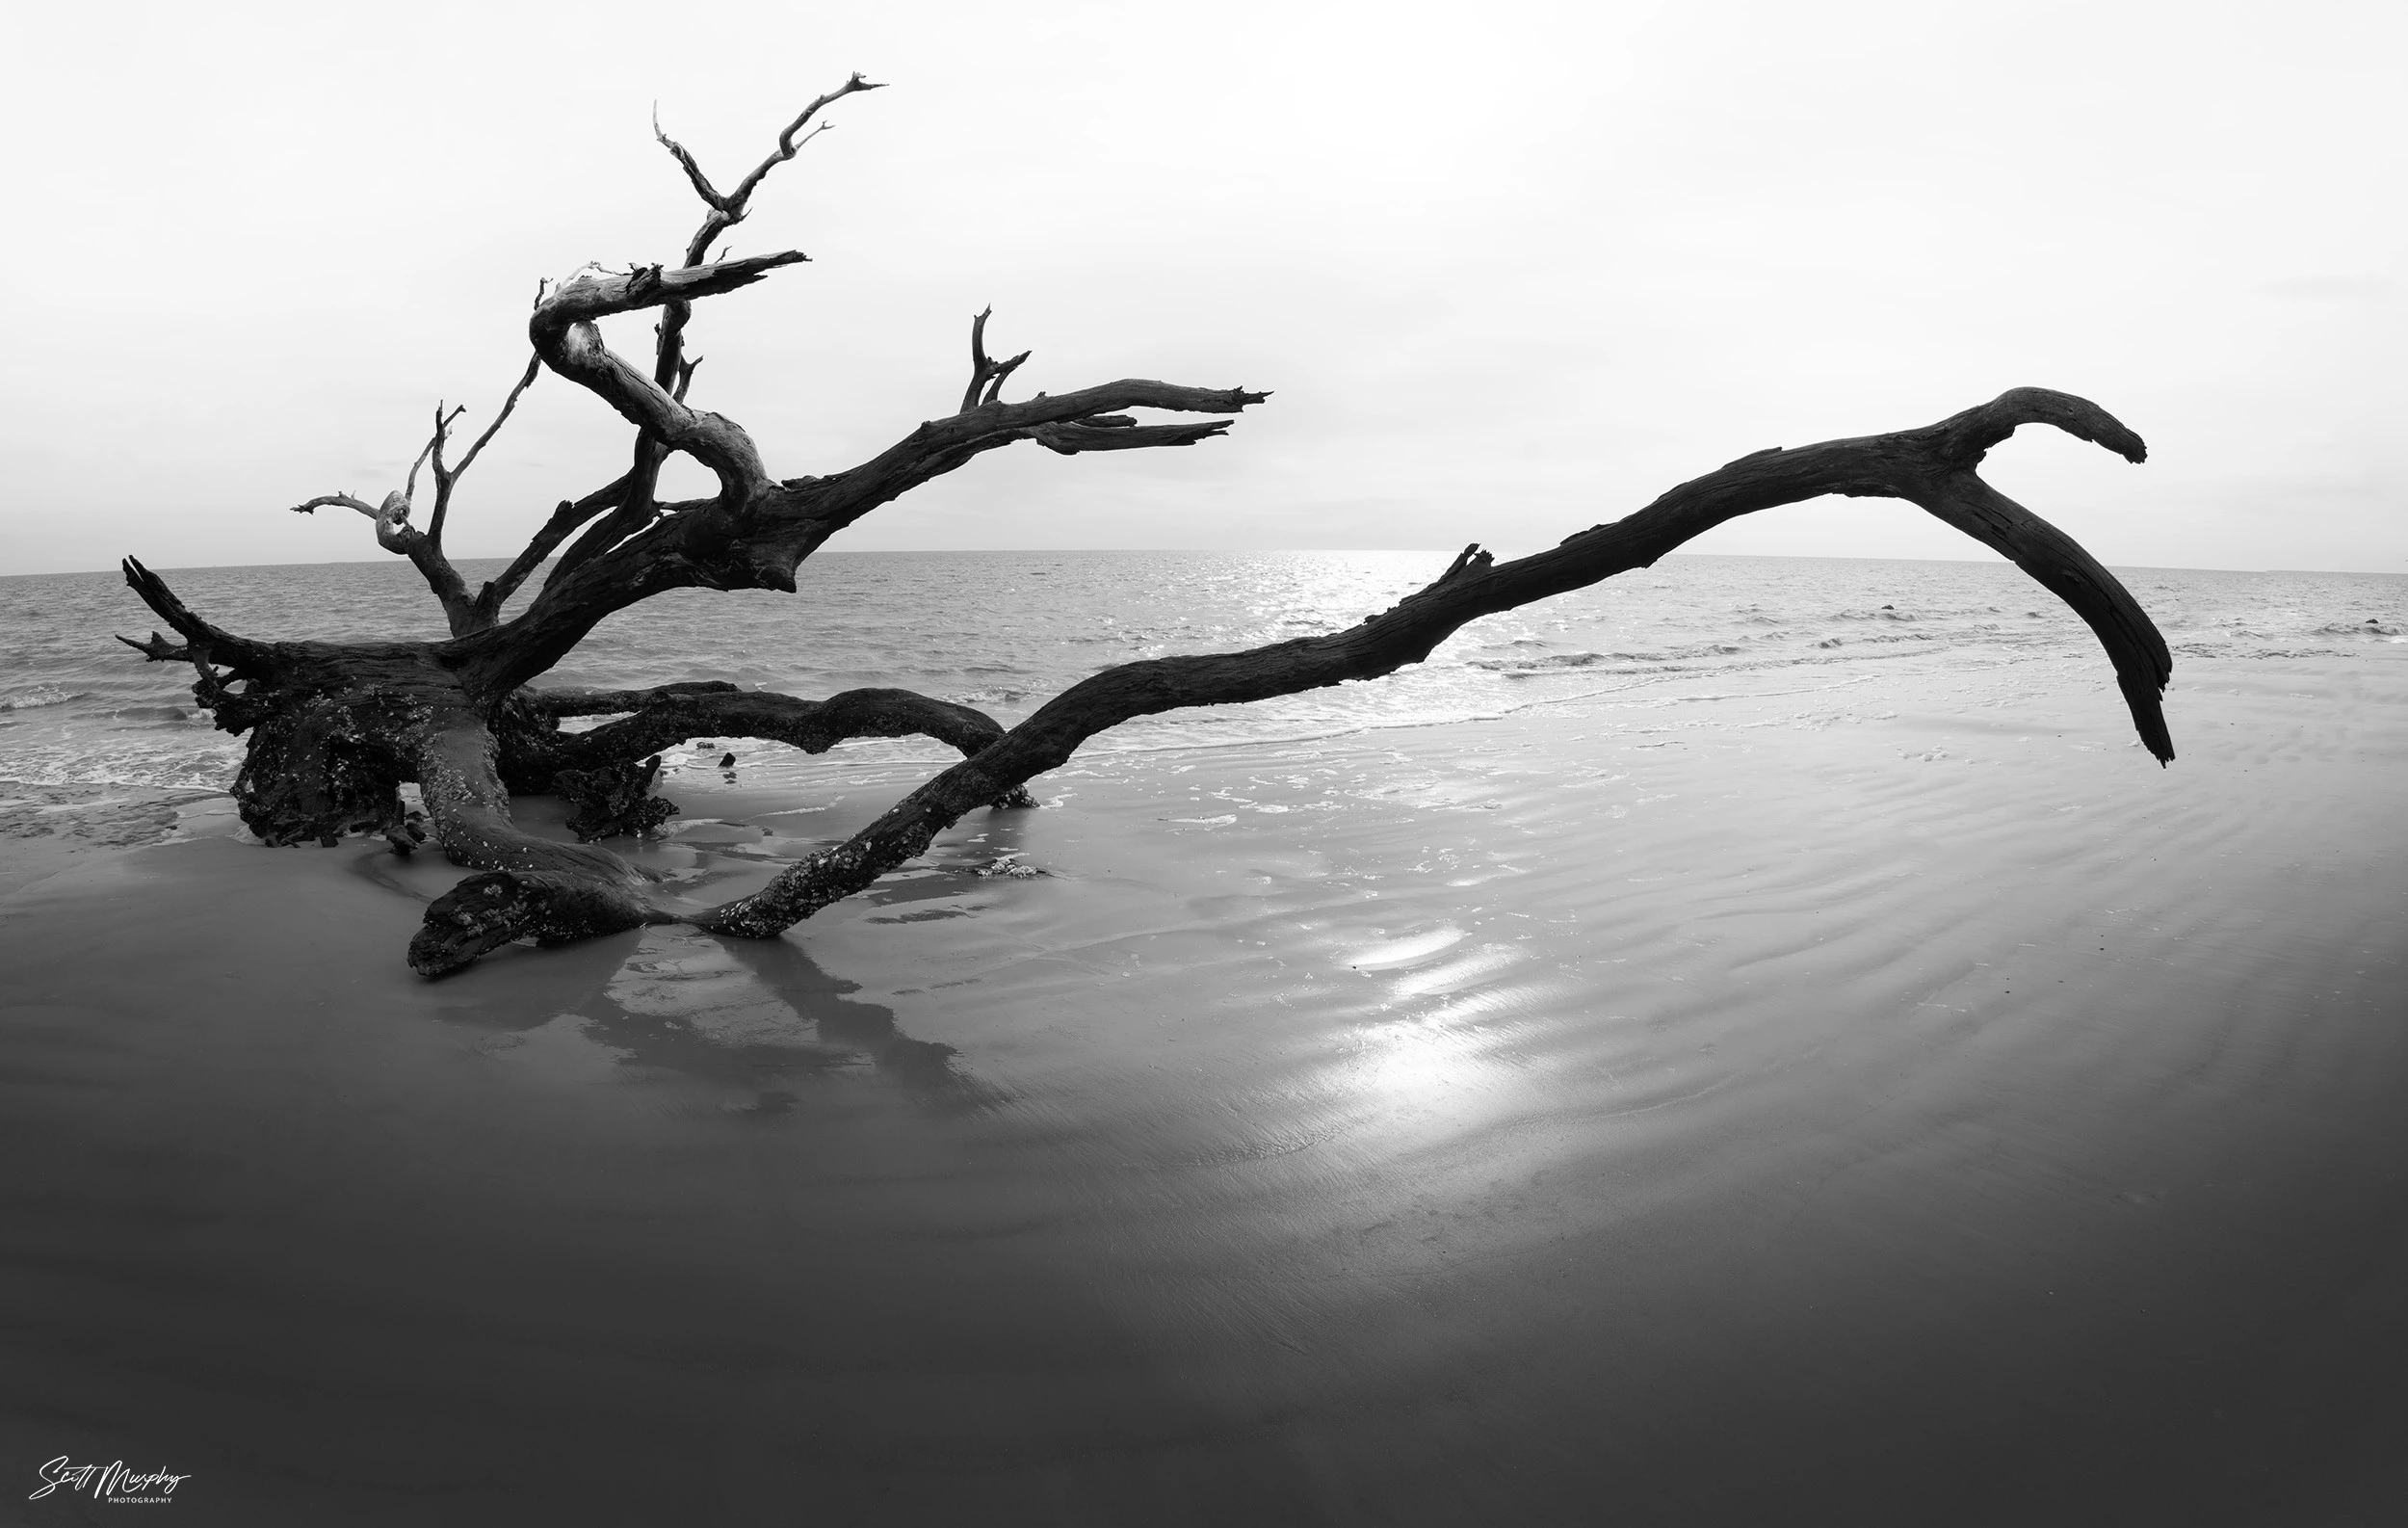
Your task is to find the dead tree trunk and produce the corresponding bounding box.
[115,74,2176,978]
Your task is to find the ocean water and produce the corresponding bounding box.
[1,551,2399,793]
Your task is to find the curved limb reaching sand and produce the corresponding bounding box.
[109,77,2173,980]
[405,387,2168,973]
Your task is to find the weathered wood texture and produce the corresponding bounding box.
[690,387,2167,939]
[116,77,2174,978]
[406,383,2168,973]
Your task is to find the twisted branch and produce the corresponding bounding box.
[469,472,637,623]
[468,375,1269,699]
[526,251,807,508]
[412,386,2170,970]
[404,408,463,505]
[507,72,884,603]
[962,307,1032,412]
[654,72,881,269]
[115,558,277,676]
[528,682,1036,799]
[96,79,2179,992]
[775,379,1270,541]
[537,72,887,594]
[282,354,542,634]
[426,354,541,546]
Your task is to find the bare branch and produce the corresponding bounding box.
[676,387,2167,941]
[962,308,1033,412]
[652,102,727,212]
[285,485,477,632]
[526,74,888,623]
[528,251,807,507]
[425,358,541,547]
[446,355,543,482]
[288,493,380,517]
[471,472,638,621]
[1931,385,2148,466]
[410,679,1037,969]
[654,74,877,269]
[720,73,885,232]
[1898,469,2172,761]
[538,252,810,328]
[114,630,192,663]
[406,405,464,504]
[545,437,667,583]
[479,374,1272,686]
[534,684,1029,775]
[284,369,528,627]
[773,378,1271,541]
[643,73,882,415]
[1437,542,1494,583]
[1025,418,1235,454]
[315,488,415,550]
[94,76,2177,985]
[118,559,277,675]
[519,680,742,718]
[422,384,2169,970]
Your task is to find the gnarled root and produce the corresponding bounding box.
[557,753,679,841]
[118,560,443,848]
[234,694,419,848]
[408,711,681,975]
[408,868,658,976]
[124,386,2173,980]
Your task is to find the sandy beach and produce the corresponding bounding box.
[5,645,2404,1524]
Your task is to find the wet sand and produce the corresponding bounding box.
[5,648,2405,1524]
[0,783,219,900]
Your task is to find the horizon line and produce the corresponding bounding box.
[7,549,2401,581]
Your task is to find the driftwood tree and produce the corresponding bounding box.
[118,76,2175,977]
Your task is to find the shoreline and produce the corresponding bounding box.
[0,781,230,899]
[5,647,2405,1522]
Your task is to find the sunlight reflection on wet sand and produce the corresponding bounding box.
[3,647,2405,1522]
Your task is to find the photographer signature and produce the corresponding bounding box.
[29,1457,191,1503]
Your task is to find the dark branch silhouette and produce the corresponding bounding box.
[113,76,2174,979]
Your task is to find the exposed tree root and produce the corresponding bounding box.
[556,754,678,841]
[111,76,2178,982]
[404,710,682,974]
[384,387,2175,972]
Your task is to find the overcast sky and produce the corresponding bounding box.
[5,0,2401,575]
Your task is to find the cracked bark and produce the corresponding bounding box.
[407,383,2172,974]
[114,77,2175,981]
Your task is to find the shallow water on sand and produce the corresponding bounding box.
[6,633,2402,1522]
[4,548,2406,1520]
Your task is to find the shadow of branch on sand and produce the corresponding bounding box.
[351,817,1020,1111]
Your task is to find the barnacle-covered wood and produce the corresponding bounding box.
[406,712,688,975]
[115,78,1269,975]
[556,753,679,841]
